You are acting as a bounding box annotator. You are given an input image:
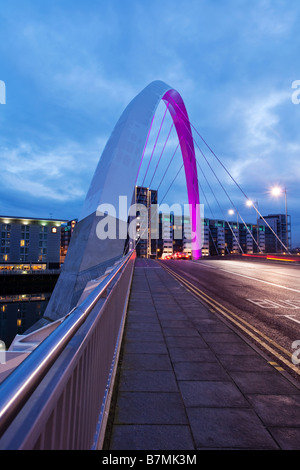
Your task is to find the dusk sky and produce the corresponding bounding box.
[1,0,300,246]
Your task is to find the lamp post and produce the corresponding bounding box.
[271,186,289,252]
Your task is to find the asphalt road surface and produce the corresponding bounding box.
[160,257,300,380]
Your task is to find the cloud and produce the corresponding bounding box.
[52,65,137,113]
[0,138,105,203]
[224,89,295,183]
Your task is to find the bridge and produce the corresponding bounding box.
[0,81,299,450]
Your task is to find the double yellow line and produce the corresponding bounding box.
[160,262,300,378]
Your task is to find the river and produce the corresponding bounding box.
[0,293,52,349]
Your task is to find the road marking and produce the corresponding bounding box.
[196,261,300,294]
[285,315,300,325]
[268,361,284,371]
[247,299,282,309]
[160,262,300,377]
[247,299,300,309]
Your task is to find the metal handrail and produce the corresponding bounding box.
[0,250,135,436]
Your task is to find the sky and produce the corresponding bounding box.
[0,0,300,246]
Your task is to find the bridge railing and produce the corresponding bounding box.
[0,250,136,450]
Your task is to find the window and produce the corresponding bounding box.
[39,228,48,261]
[21,226,30,251]
[1,225,11,260]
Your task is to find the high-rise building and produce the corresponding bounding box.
[134,186,158,258]
[260,214,291,253]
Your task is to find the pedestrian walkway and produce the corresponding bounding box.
[106,259,300,450]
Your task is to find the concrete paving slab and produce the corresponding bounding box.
[125,321,162,331]
[114,392,188,424]
[179,380,249,408]
[125,330,165,342]
[165,336,208,349]
[192,319,230,333]
[230,370,299,394]
[121,353,172,371]
[173,361,231,381]
[168,347,219,363]
[118,370,178,392]
[109,425,195,450]
[218,354,272,372]
[247,394,300,426]
[268,427,300,450]
[186,408,279,450]
[123,341,168,355]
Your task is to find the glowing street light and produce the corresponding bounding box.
[228,209,239,231]
[271,186,283,198]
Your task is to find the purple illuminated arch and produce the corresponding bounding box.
[161,89,201,259]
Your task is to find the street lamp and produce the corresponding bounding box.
[228,209,239,228]
[271,186,282,198]
[270,186,289,251]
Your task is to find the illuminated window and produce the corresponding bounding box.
[17,319,22,327]
[51,227,57,233]
[20,240,25,247]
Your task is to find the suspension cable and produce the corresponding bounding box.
[170,99,290,253]
[157,141,181,191]
[135,114,154,185]
[196,159,244,254]
[141,104,169,187]
[170,107,262,253]
[148,123,174,189]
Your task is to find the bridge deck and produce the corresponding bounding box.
[105,258,300,450]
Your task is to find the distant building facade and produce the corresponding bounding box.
[60,219,78,264]
[0,216,68,270]
[260,214,291,253]
[128,187,291,258]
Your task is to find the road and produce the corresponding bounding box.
[159,257,300,380]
